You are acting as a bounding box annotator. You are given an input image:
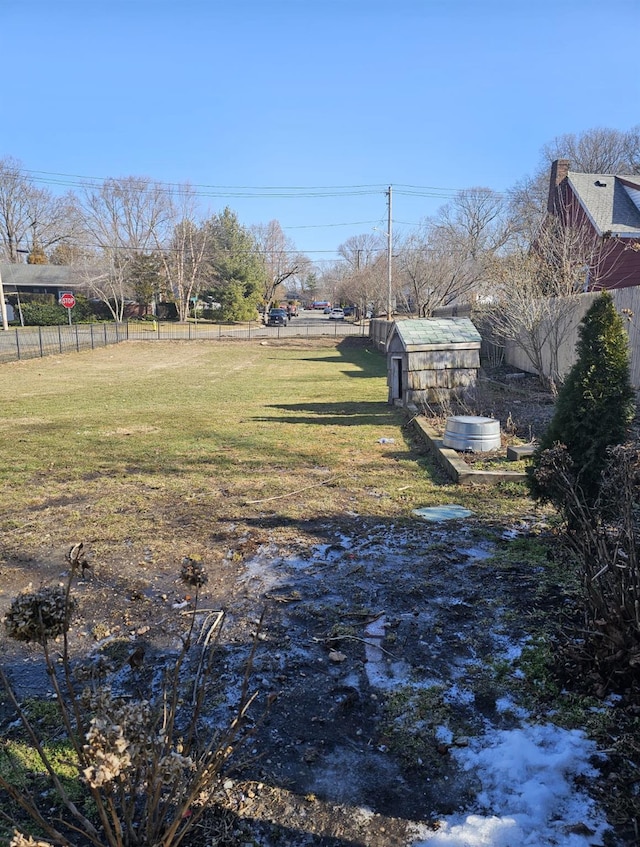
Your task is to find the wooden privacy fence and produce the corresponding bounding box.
[503,287,640,389]
[432,288,640,390]
[369,318,393,351]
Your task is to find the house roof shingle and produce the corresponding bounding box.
[567,172,640,236]
[0,264,77,287]
[390,318,481,351]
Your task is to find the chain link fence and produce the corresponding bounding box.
[0,319,369,364]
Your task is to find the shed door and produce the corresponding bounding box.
[391,357,403,400]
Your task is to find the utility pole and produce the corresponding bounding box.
[0,267,8,331]
[386,185,393,321]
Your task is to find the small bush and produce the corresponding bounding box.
[528,292,635,508]
[18,302,68,326]
[531,442,640,699]
[200,308,223,322]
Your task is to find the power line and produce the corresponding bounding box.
[15,167,507,201]
[281,219,380,230]
[2,164,517,259]
[18,168,389,198]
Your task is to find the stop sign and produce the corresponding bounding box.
[59,292,76,309]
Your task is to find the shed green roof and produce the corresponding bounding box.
[390,318,481,350]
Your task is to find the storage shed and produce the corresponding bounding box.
[387,318,482,407]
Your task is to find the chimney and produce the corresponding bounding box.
[547,159,570,213]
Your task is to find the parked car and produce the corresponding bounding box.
[343,305,355,316]
[329,308,345,320]
[266,308,288,326]
[323,306,332,314]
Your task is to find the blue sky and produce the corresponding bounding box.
[2,0,638,267]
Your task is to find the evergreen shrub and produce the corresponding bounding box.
[528,291,635,508]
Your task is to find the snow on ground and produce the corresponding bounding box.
[360,524,610,846]
[238,520,612,846]
[413,722,607,846]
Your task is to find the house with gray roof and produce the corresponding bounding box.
[0,264,78,299]
[547,160,640,290]
[386,318,481,406]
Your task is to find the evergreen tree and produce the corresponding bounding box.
[126,253,164,312]
[202,208,265,320]
[528,291,635,506]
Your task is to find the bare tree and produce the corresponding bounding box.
[435,187,512,260]
[507,173,549,249]
[481,249,574,386]
[335,233,388,316]
[0,157,30,261]
[337,233,381,272]
[542,126,640,175]
[397,223,490,317]
[0,156,77,262]
[155,186,210,322]
[77,176,172,321]
[394,188,510,315]
[251,220,307,307]
[485,208,624,389]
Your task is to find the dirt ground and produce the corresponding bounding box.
[1,511,562,847]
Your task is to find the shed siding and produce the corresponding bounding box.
[406,348,480,371]
[407,367,478,391]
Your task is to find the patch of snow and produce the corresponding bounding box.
[495,696,529,719]
[436,725,454,744]
[363,614,415,688]
[444,684,475,706]
[458,544,494,561]
[412,723,609,846]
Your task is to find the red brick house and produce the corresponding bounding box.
[547,159,640,290]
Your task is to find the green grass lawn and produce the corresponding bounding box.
[0,337,534,566]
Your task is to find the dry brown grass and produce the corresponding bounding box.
[0,338,533,578]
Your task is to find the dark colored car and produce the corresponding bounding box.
[266,308,288,326]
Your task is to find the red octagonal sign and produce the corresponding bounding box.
[59,292,76,309]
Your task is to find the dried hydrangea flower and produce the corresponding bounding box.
[10,832,53,847]
[4,586,76,644]
[82,688,196,791]
[180,556,208,587]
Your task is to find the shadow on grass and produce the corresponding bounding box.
[256,400,399,429]
[293,338,386,376]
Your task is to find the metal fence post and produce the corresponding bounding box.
[58,325,62,353]
[38,326,43,357]
[16,329,21,360]
[75,324,80,352]
[90,324,94,349]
